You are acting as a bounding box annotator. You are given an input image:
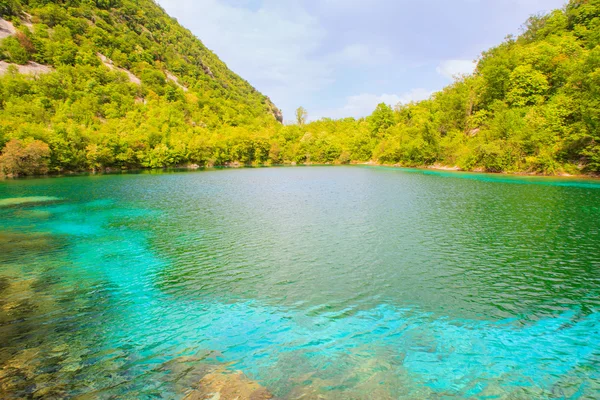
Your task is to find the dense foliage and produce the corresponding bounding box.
[1,0,599,176]
[0,0,282,176]
[284,0,600,175]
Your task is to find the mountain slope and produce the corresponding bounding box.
[1,0,599,176]
[266,0,600,175]
[0,0,282,174]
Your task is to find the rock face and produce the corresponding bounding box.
[0,18,16,39]
[266,98,283,124]
[166,71,189,92]
[97,53,142,85]
[0,61,53,76]
[197,59,215,79]
[184,369,272,400]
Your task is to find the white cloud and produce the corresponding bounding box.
[436,59,476,80]
[315,89,433,120]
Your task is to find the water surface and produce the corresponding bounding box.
[1,166,599,398]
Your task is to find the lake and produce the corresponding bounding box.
[1,166,599,398]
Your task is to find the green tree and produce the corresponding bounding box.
[368,103,395,137]
[0,0,22,16]
[506,65,550,107]
[295,107,308,125]
[0,36,29,64]
[0,139,51,177]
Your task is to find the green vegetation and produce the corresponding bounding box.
[284,0,600,175]
[1,0,599,176]
[0,138,49,176]
[0,0,282,176]
[295,107,308,126]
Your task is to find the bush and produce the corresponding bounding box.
[0,138,51,177]
[477,141,509,172]
[0,0,22,16]
[0,36,29,64]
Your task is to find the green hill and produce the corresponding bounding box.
[368,0,600,175]
[1,0,599,176]
[275,0,600,176]
[0,0,282,175]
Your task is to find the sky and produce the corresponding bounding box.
[157,0,566,122]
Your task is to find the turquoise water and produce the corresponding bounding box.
[1,166,599,399]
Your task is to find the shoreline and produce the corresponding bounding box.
[1,161,599,181]
[354,161,600,179]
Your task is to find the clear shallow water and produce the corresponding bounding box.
[0,166,599,399]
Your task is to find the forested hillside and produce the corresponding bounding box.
[1,0,599,176]
[0,0,282,175]
[362,0,600,175]
[285,0,600,175]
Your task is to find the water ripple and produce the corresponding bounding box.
[0,167,599,398]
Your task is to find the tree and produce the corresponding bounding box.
[0,37,29,65]
[368,103,395,136]
[0,139,51,177]
[506,65,550,107]
[0,0,22,16]
[295,107,308,125]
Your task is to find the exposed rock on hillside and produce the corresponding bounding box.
[0,18,16,39]
[0,61,52,76]
[97,53,141,85]
[166,71,189,92]
[267,99,284,123]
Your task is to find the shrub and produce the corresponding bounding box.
[0,36,29,64]
[0,139,51,177]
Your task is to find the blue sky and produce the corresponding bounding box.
[157,0,566,122]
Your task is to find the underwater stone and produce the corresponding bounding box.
[0,197,61,207]
[184,368,272,400]
[0,276,9,294]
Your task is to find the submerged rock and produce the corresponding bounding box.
[14,210,53,219]
[184,368,272,400]
[0,231,61,262]
[157,354,219,396]
[0,196,60,207]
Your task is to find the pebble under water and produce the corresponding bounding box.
[0,166,599,399]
